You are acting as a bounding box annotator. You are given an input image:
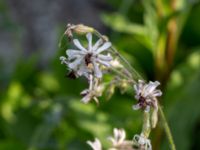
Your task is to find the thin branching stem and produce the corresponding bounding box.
[94,30,142,81]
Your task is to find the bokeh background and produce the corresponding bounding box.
[0,0,200,150]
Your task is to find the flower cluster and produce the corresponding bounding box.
[60,30,113,103]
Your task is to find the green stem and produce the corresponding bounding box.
[109,67,136,84]
[158,105,176,150]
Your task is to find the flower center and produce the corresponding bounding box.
[85,53,93,66]
[138,94,152,109]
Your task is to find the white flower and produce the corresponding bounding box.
[87,138,102,150]
[108,128,133,150]
[133,134,152,150]
[60,33,112,78]
[108,128,126,147]
[132,80,162,112]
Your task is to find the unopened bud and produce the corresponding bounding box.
[106,84,115,100]
[65,24,94,41]
[119,79,128,94]
[73,24,94,34]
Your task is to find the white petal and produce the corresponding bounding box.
[113,128,119,140]
[95,42,111,54]
[98,54,112,61]
[145,105,151,112]
[87,138,102,150]
[93,61,102,78]
[134,84,138,92]
[96,58,111,67]
[86,33,92,52]
[152,90,162,97]
[66,49,85,59]
[92,39,103,51]
[73,39,87,52]
[80,89,89,95]
[68,57,83,69]
[132,104,141,110]
[146,81,160,93]
[77,61,88,76]
[81,94,91,104]
[138,136,146,145]
[119,129,126,143]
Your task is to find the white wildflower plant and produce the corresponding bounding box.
[59,24,168,150]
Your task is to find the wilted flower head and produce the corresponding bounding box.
[133,134,152,150]
[87,138,102,150]
[60,32,112,79]
[132,80,162,112]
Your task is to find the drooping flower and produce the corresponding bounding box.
[87,138,102,150]
[133,134,152,150]
[132,80,162,112]
[60,32,112,79]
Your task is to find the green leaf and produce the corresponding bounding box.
[102,13,146,36]
[101,13,153,49]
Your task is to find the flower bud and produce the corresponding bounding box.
[65,24,94,35]
[106,84,115,100]
[74,24,94,34]
[64,24,94,41]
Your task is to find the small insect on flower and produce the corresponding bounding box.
[60,32,113,79]
[132,80,162,112]
[87,138,102,150]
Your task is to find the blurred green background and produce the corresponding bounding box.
[0,0,200,150]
